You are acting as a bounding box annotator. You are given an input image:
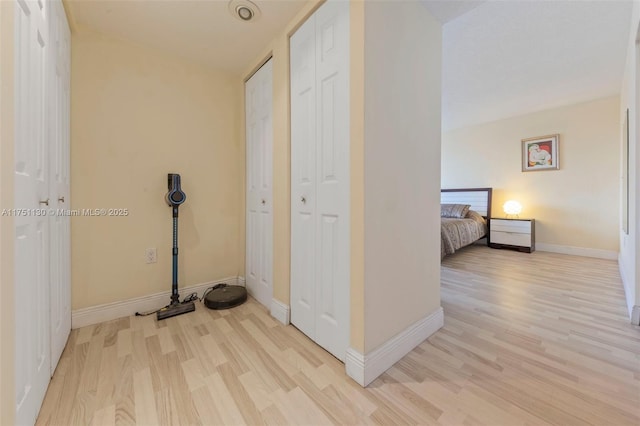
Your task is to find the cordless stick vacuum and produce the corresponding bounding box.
[157,174,195,320]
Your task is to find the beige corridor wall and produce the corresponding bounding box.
[442,96,620,253]
[350,1,366,353]
[363,1,442,353]
[72,32,243,309]
[0,1,16,424]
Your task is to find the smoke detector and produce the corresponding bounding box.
[229,0,261,22]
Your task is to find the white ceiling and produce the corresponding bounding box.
[66,0,633,130]
[65,0,309,74]
[439,0,633,131]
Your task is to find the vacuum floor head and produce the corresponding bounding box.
[157,301,195,320]
[204,284,247,310]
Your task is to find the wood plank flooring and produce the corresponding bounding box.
[37,246,640,425]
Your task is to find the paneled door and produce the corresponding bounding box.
[14,0,52,423]
[290,0,350,362]
[245,59,273,309]
[290,15,317,340]
[48,0,71,373]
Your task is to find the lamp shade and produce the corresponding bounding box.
[503,200,523,216]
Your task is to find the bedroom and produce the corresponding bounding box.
[437,0,639,320]
[1,0,639,424]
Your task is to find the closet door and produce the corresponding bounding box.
[290,0,350,362]
[49,0,71,373]
[290,14,317,340]
[14,0,52,423]
[245,59,273,309]
[312,0,350,362]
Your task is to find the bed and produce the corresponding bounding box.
[441,188,492,259]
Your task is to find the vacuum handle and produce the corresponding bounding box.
[166,173,186,208]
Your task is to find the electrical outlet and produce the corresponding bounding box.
[145,248,157,264]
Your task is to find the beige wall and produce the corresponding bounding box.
[443,96,620,253]
[72,31,243,309]
[619,0,640,316]
[0,1,16,423]
[363,1,442,352]
[350,0,366,353]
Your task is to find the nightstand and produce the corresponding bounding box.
[489,218,535,253]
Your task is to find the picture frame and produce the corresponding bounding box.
[522,134,559,172]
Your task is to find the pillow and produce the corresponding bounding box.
[441,204,471,218]
[465,209,486,224]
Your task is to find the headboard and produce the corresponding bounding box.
[441,187,493,219]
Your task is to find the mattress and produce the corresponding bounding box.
[441,213,487,259]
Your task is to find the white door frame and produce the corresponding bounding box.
[48,0,71,373]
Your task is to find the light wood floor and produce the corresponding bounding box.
[37,246,640,425]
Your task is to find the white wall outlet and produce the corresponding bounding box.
[145,248,157,264]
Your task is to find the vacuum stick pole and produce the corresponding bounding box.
[156,173,194,320]
[171,207,179,304]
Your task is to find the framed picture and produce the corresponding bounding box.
[522,134,559,172]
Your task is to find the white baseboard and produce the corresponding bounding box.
[71,276,242,329]
[536,243,617,260]
[270,298,290,325]
[346,307,444,387]
[237,276,246,286]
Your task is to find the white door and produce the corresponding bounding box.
[15,0,52,423]
[290,16,317,340]
[49,0,71,373]
[290,0,350,362]
[245,59,273,309]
